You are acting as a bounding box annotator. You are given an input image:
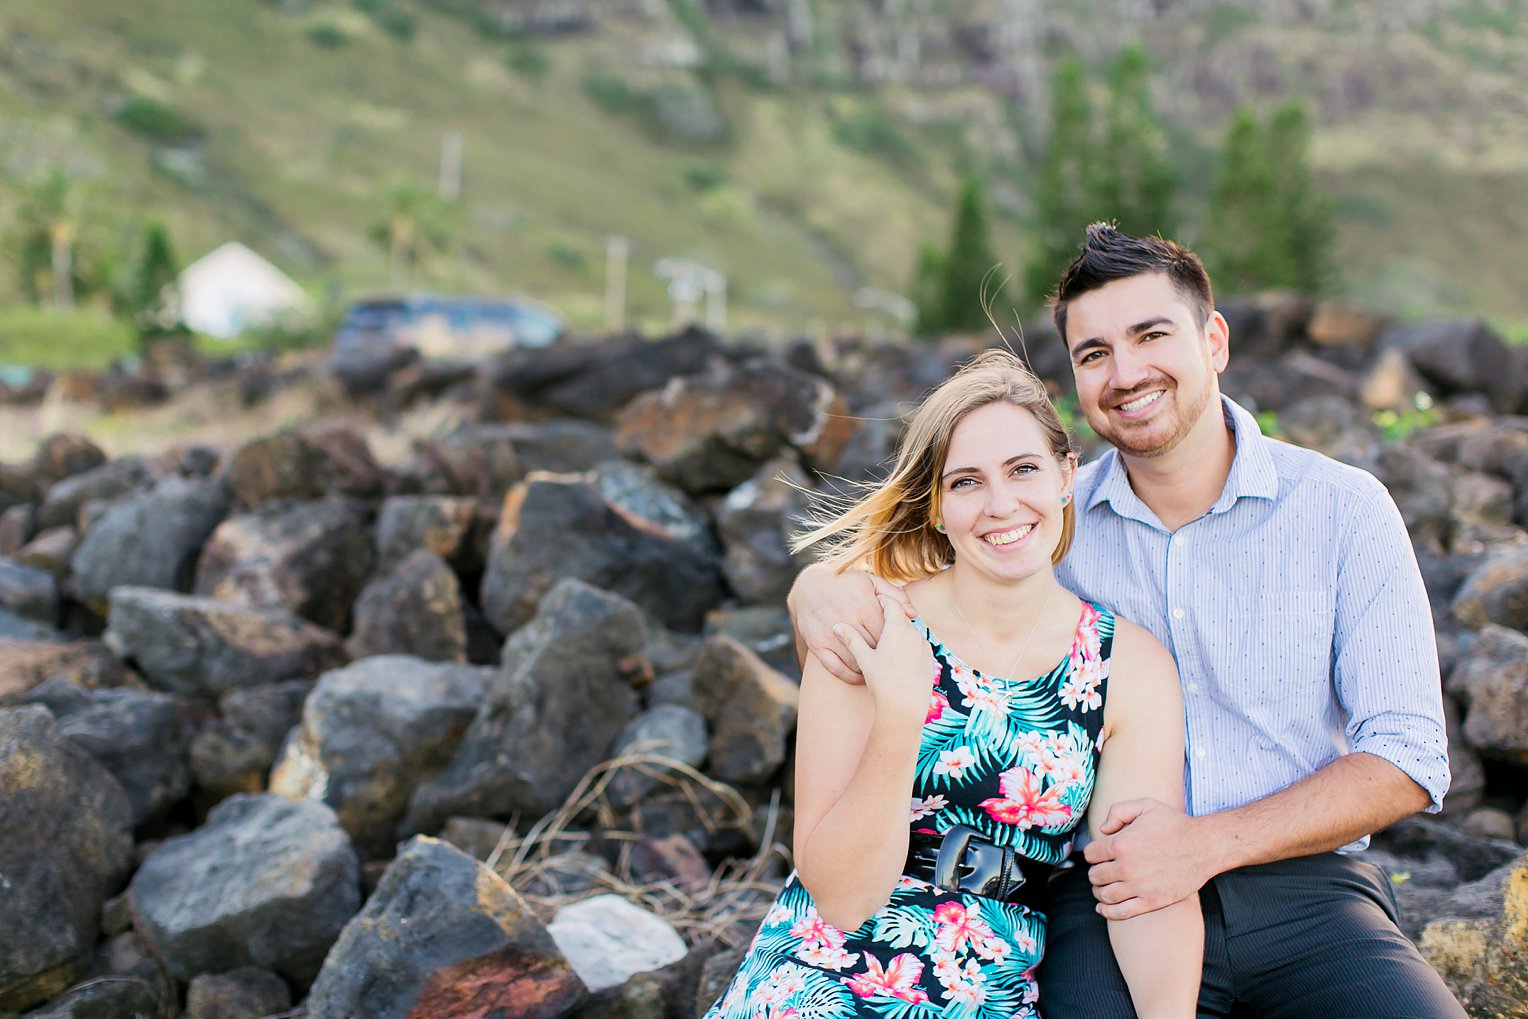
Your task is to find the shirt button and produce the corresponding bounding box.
[1194,747,1207,759]
[1172,608,1185,620]
[1186,682,1200,694]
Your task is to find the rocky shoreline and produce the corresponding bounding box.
[1,303,1525,1017]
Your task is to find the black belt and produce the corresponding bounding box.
[904,825,1053,912]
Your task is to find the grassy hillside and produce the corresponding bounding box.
[0,0,1524,363]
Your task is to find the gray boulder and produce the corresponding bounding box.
[691,635,799,784]
[606,704,710,810]
[70,476,228,612]
[0,706,134,1012]
[305,836,586,1019]
[0,558,59,625]
[1384,318,1518,413]
[1276,394,1380,470]
[404,579,648,832]
[22,932,175,1019]
[270,655,484,857]
[130,793,361,986]
[37,457,154,531]
[106,586,346,700]
[373,494,479,572]
[345,548,467,662]
[190,680,312,805]
[715,459,811,606]
[1447,624,1528,765]
[480,467,724,634]
[184,966,292,1019]
[194,497,374,633]
[1452,548,1528,631]
[24,680,192,831]
[483,326,720,423]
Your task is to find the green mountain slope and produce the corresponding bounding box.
[1,0,1523,340]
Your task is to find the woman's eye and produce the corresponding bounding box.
[950,477,974,490]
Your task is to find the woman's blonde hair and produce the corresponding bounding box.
[792,348,1077,583]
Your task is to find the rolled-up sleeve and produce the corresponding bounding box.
[1333,478,1450,812]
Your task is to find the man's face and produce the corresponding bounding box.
[1062,273,1227,459]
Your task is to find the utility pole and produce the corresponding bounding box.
[605,235,629,331]
[439,131,463,202]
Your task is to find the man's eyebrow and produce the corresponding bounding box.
[1126,316,1175,336]
[1069,316,1176,358]
[939,454,1045,481]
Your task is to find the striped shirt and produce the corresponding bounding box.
[1058,397,1449,849]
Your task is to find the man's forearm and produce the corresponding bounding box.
[1195,752,1431,875]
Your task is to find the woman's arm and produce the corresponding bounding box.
[1089,620,1203,1019]
[792,595,933,932]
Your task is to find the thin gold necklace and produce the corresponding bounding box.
[949,581,1056,681]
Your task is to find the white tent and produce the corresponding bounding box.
[177,242,314,339]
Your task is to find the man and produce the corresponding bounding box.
[788,224,1463,1017]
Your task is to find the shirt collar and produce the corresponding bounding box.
[1084,395,1279,523]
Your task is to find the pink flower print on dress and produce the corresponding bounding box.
[940,958,988,1008]
[842,953,931,1004]
[925,688,949,724]
[979,765,1074,829]
[932,902,1000,957]
[908,794,948,822]
[933,745,976,780]
[788,911,845,950]
[966,683,1010,716]
[798,942,859,970]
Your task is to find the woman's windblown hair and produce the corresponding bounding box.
[790,348,1077,583]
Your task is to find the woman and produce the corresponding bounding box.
[703,349,1202,1019]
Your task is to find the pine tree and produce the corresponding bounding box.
[937,176,1004,334]
[118,221,179,330]
[1266,102,1333,294]
[1204,107,1284,291]
[1026,56,1100,304]
[1096,46,1176,238]
[1204,102,1334,295]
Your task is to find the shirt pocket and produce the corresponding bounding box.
[1227,587,1334,707]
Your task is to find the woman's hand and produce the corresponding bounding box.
[833,593,934,718]
[788,563,914,683]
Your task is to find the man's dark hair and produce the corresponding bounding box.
[1050,222,1214,342]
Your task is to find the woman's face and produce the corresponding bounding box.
[935,401,1072,582]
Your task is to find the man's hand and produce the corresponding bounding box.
[787,563,914,683]
[1083,798,1215,920]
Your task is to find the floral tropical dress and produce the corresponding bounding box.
[704,601,1114,1019]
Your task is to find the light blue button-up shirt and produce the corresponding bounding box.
[1057,397,1449,848]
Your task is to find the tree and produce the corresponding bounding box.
[1203,107,1280,290]
[1203,101,1334,295]
[1025,56,1101,305]
[937,176,1005,334]
[112,220,180,340]
[1096,46,1176,239]
[1266,102,1334,294]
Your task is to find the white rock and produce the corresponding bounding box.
[547,894,687,991]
